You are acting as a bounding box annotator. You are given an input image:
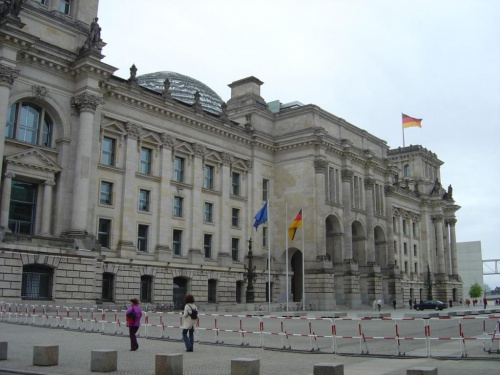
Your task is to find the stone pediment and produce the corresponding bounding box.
[5,148,62,173]
[140,132,161,146]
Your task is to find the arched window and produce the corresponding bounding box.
[5,102,53,147]
[22,264,53,300]
[403,164,410,177]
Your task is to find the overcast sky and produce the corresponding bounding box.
[97,0,500,288]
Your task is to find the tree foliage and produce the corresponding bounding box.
[469,282,483,298]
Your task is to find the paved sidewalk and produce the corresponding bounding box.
[1,306,499,375]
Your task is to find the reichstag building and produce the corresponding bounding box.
[0,0,462,309]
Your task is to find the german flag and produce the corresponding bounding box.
[288,209,302,242]
[402,113,422,128]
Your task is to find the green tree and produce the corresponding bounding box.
[469,282,483,298]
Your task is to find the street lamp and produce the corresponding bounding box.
[244,238,257,303]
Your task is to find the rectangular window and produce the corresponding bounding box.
[204,165,214,189]
[414,263,418,274]
[412,222,417,237]
[59,0,71,15]
[140,147,152,175]
[101,273,114,302]
[100,181,113,205]
[140,275,152,303]
[232,172,240,196]
[204,234,212,258]
[173,229,182,255]
[232,208,239,227]
[173,196,183,217]
[174,157,184,182]
[404,261,408,274]
[403,242,407,255]
[9,181,37,235]
[402,219,407,235]
[231,238,239,261]
[394,241,397,253]
[138,189,150,212]
[413,244,417,257]
[98,218,111,248]
[262,226,268,247]
[204,202,213,222]
[262,179,269,201]
[137,224,148,252]
[101,137,115,166]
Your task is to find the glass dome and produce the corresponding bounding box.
[137,71,223,115]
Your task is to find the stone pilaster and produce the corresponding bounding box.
[0,65,20,185]
[448,218,458,275]
[40,179,55,236]
[69,92,102,234]
[432,215,446,275]
[189,144,205,256]
[314,158,327,260]
[341,169,353,260]
[364,177,375,264]
[0,171,15,230]
[117,123,142,258]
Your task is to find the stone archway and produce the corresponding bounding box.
[351,220,366,266]
[291,251,303,303]
[325,215,342,264]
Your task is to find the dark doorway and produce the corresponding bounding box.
[173,277,187,309]
[291,251,303,302]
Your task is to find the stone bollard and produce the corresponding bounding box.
[407,367,438,375]
[231,358,260,375]
[155,353,183,375]
[91,349,117,372]
[33,345,59,366]
[313,363,344,375]
[0,342,7,360]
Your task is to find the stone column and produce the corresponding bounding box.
[364,178,375,264]
[217,152,233,262]
[314,159,328,258]
[155,133,176,261]
[117,123,141,257]
[69,93,101,234]
[40,179,55,236]
[448,218,458,275]
[189,144,206,255]
[384,186,396,266]
[0,65,20,185]
[444,221,450,275]
[433,215,445,274]
[0,172,15,230]
[341,169,353,260]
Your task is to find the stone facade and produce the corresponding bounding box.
[0,0,461,308]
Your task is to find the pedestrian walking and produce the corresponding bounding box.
[377,299,382,311]
[182,294,198,352]
[483,296,487,309]
[392,299,397,310]
[126,298,142,351]
[408,298,412,309]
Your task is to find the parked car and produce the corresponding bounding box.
[413,300,448,311]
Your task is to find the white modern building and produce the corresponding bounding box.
[457,241,483,299]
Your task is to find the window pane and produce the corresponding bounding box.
[232,172,240,195]
[204,234,212,258]
[98,219,111,248]
[174,157,184,182]
[18,104,40,144]
[204,165,213,189]
[9,181,36,235]
[5,103,17,139]
[102,138,115,166]
[173,197,183,217]
[100,182,112,205]
[42,115,52,147]
[232,208,239,227]
[204,203,212,222]
[232,238,239,261]
[140,148,152,175]
[139,189,149,211]
[137,225,148,252]
[173,230,182,255]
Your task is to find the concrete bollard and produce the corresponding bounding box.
[91,349,117,372]
[155,353,183,375]
[0,342,7,360]
[33,345,59,366]
[407,367,438,375]
[313,363,344,375]
[231,358,260,375]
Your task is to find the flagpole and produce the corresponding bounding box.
[285,203,289,312]
[301,207,305,311]
[402,115,406,147]
[267,200,271,313]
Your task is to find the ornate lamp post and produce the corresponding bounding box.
[244,238,257,303]
[425,265,433,301]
